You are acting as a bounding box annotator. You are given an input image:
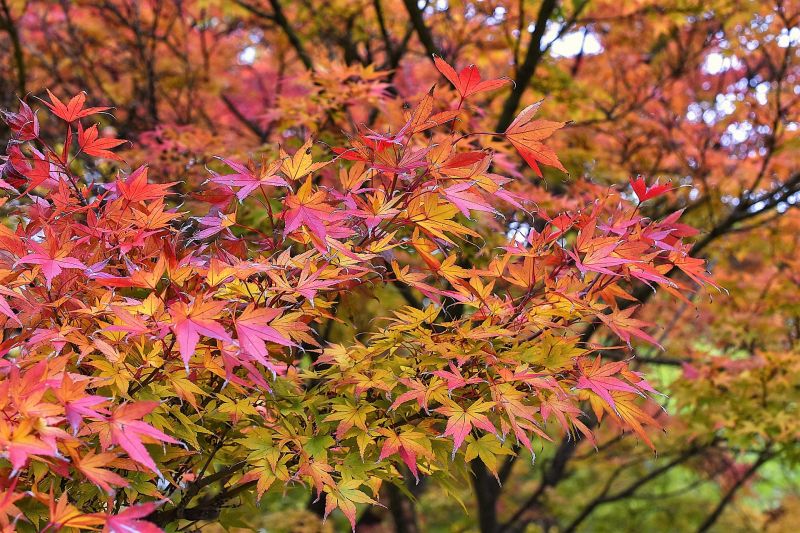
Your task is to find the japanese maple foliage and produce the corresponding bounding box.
[0,62,710,531]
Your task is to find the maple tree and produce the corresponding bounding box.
[0,0,799,532]
[0,56,708,531]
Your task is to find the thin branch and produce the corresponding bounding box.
[563,445,706,533]
[696,449,774,533]
[237,0,314,71]
[501,411,598,532]
[401,0,439,59]
[373,0,394,61]
[221,93,268,142]
[495,0,560,132]
[0,0,26,95]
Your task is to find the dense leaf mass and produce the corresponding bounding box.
[0,58,707,530]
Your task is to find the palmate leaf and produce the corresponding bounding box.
[282,177,336,244]
[72,450,129,495]
[504,101,567,176]
[576,356,645,411]
[42,89,109,122]
[213,157,286,201]
[104,503,164,533]
[323,479,381,531]
[279,137,330,180]
[377,427,434,482]
[95,402,181,476]
[77,123,127,161]
[40,492,106,531]
[433,56,511,99]
[1,99,39,140]
[435,399,497,457]
[405,193,480,243]
[630,175,674,203]
[235,304,294,372]
[598,306,663,348]
[464,434,514,481]
[324,402,376,440]
[169,299,232,370]
[114,166,176,203]
[588,390,662,451]
[19,245,86,289]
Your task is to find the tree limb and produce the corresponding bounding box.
[495,0,559,132]
[236,0,314,71]
[0,0,27,96]
[401,0,439,59]
[696,448,774,533]
[563,445,707,533]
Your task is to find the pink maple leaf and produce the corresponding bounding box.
[169,299,232,371]
[19,243,86,289]
[104,502,164,533]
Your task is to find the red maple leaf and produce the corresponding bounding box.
[77,124,127,162]
[115,166,175,202]
[630,175,673,202]
[42,90,110,122]
[0,99,39,140]
[433,56,510,99]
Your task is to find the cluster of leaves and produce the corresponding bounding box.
[0,59,710,530]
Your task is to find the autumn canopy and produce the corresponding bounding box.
[0,1,798,532]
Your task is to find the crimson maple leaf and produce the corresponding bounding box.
[433,56,510,99]
[77,123,127,162]
[114,166,175,202]
[43,90,110,122]
[0,99,39,141]
[18,154,56,196]
[630,175,673,203]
